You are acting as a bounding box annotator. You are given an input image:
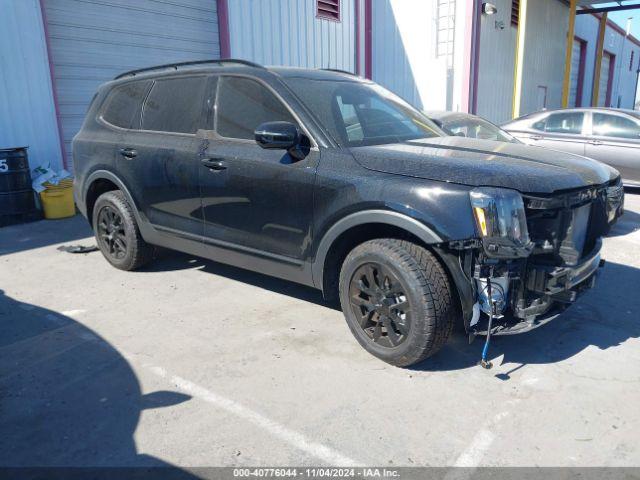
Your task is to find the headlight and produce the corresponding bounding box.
[470,187,532,257]
[605,184,624,223]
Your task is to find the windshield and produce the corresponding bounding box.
[284,78,444,147]
[442,116,519,143]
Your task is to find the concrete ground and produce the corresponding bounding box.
[1,192,639,470]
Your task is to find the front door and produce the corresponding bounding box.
[120,75,211,236]
[199,75,318,261]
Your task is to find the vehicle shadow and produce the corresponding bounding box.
[413,260,640,373]
[143,250,339,310]
[607,208,640,237]
[0,289,197,475]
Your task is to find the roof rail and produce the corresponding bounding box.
[114,59,264,80]
[320,68,360,77]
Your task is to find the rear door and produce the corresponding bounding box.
[526,111,587,156]
[585,111,640,183]
[116,74,211,237]
[199,75,318,261]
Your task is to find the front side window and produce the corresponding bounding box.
[534,112,584,135]
[284,78,443,147]
[101,80,151,129]
[592,113,640,139]
[216,76,297,140]
[141,76,208,134]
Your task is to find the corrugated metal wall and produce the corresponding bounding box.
[575,14,640,109]
[0,0,63,171]
[519,0,568,116]
[475,0,517,123]
[42,0,220,171]
[227,0,355,71]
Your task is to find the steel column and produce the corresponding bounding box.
[592,13,608,106]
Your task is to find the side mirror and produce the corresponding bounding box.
[255,121,310,160]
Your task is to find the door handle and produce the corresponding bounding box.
[201,158,227,171]
[588,140,603,146]
[119,148,137,159]
[529,135,543,141]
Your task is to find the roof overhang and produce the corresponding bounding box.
[576,1,640,15]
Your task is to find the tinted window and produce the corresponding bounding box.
[535,112,584,135]
[593,113,640,139]
[102,81,151,129]
[284,78,443,147]
[142,76,208,134]
[216,76,297,140]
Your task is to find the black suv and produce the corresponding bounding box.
[73,60,624,368]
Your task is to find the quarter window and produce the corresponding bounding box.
[141,76,208,134]
[593,113,640,139]
[534,112,584,135]
[216,76,297,140]
[102,81,151,129]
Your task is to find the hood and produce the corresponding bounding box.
[350,137,616,194]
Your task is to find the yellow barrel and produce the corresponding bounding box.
[39,179,75,219]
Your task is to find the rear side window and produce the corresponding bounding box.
[142,76,208,134]
[216,76,297,140]
[101,81,151,129]
[534,112,584,135]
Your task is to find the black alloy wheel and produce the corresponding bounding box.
[348,262,411,348]
[96,205,127,260]
[92,190,153,271]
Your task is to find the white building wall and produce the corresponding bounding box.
[370,0,468,111]
[0,0,63,171]
[227,0,355,72]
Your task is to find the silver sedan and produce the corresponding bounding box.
[502,108,640,187]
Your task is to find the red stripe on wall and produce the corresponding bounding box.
[217,0,231,58]
[355,0,361,75]
[364,0,372,79]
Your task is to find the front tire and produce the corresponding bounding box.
[92,190,153,271]
[338,239,454,367]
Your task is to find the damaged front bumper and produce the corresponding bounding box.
[446,181,622,338]
[471,239,604,336]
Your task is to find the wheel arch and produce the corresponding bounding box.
[313,210,444,295]
[314,210,473,328]
[84,170,143,227]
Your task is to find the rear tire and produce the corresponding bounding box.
[338,239,454,367]
[92,190,153,271]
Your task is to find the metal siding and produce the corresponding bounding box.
[519,0,568,117]
[0,0,63,171]
[575,14,640,109]
[42,0,220,171]
[598,52,611,107]
[227,0,355,72]
[476,0,517,123]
